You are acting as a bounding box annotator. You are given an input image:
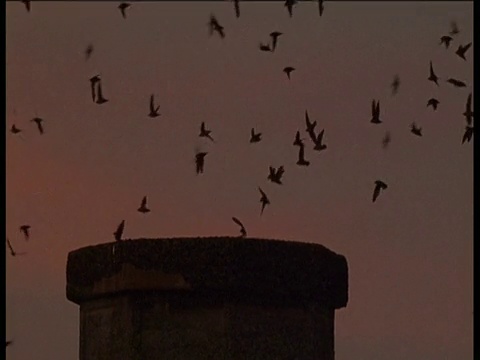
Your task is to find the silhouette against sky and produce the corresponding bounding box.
[6,2,472,359]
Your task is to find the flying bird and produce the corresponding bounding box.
[233,0,240,18]
[31,117,44,134]
[312,129,327,151]
[95,81,109,104]
[113,220,125,241]
[137,196,150,214]
[372,180,388,203]
[10,125,22,134]
[463,93,473,126]
[85,44,94,61]
[208,14,225,39]
[148,94,160,118]
[270,31,282,52]
[391,75,400,96]
[250,128,262,143]
[259,42,272,52]
[89,75,101,102]
[232,217,247,238]
[296,143,310,166]
[118,3,130,19]
[428,61,439,86]
[293,130,304,147]
[21,0,30,12]
[19,225,31,241]
[258,187,270,216]
[382,131,391,149]
[6,340,13,347]
[449,21,459,36]
[371,100,381,124]
[455,42,472,61]
[462,125,474,144]
[285,0,297,18]
[199,122,215,142]
[439,35,453,49]
[195,152,208,174]
[410,122,422,137]
[6,238,26,257]
[318,0,325,17]
[283,66,295,80]
[427,98,440,111]
[446,78,467,88]
[268,165,285,185]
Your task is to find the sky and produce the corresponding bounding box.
[6,1,473,359]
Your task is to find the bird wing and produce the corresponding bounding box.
[466,93,472,111]
[232,217,243,228]
[150,95,155,112]
[298,144,306,161]
[317,129,325,143]
[375,101,380,117]
[6,238,14,253]
[141,196,147,207]
[116,221,125,236]
[429,61,434,76]
[371,100,376,116]
[234,0,240,18]
[463,42,472,53]
[200,122,206,133]
[258,187,267,198]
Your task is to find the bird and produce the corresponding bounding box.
[118,3,130,19]
[137,196,150,214]
[6,340,13,347]
[95,81,109,104]
[370,100,381,124]
[113,220,125,241]
[232,217,247,238]
[208,14,225,39]
[410,122,422,137]
[148,94,161,118]
[455,42,472,61]
[199,122,215,142]
[89,75,101,102]
[285,0,297,18]
[296,143,310,166]
[259,42,272,52]
[283,66,295,80]
[19,225,31,241]
[305,111,317,140]
[427,98,440,111]
[449,21,459,36]
[439,35,453,49]
[258,187,270,216]
[382,131,391,149]
[446,78,467,88]
[268,166,285,185]
[391,75,400,96]
[10,125,22,134]
[318,0,325,17]
[31,117,44,134]
[312,129,327,151]
[463,93,473,126]
[85,44,94,61]
[462,126,474,144]
[250,128,262,143]
[195,152,208,174]
[233,0,240,18]
[293,130,304,147]
[270,31,282,52]
[372,180,388,203]
[428,61,439,86]
[20,0,30,12]
[6,238,26,257]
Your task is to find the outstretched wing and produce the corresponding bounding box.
[232,217,243,228]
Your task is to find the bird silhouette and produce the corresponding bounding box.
[258,187,270,216]
[6,340,13,347]
[318,0,325,17]
[250,128,262,143]
[259,42,272,52]
[148,94,161,118]
[85,44,94,61]
[283,66,295,80]
[21,0,30,12]
[312,129,327,151]
[370,100,381,124]
[463,93,473,126]
[268,166,285,185]
[208,15,225,39]
[372,180,388,203]
[10,125,22,134]
[439,35,453,49]
[270,31,282,52]
[391,75,400,95]
[233,0,240,18]
[284,0,297,18]
[305,111,317,140]
[89,75,101,102]
[462,125,473,144]
[19,225,31,241]
[137,196,150,214]
[455,42,472,61]
[31,117,44,135]
[232,217,247,237]
[382,131,391,149]
[449,21,459,36]
[118,3,130,19]
[195,152,208,174]
[410,122,422,137]
[113,220,125,241]
[199,122,215,142]
[293,130,304,147]
[296,143,310,166]
[427,98,440,111]
[95,81,109,104]
[6,238,26,257]
[446,78,467,88]
[428,61,439,86]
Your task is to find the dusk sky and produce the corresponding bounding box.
[6,1,473,359]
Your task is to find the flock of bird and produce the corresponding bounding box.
[6,4,474,349]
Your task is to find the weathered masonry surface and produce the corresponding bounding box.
[66,237,348,360]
